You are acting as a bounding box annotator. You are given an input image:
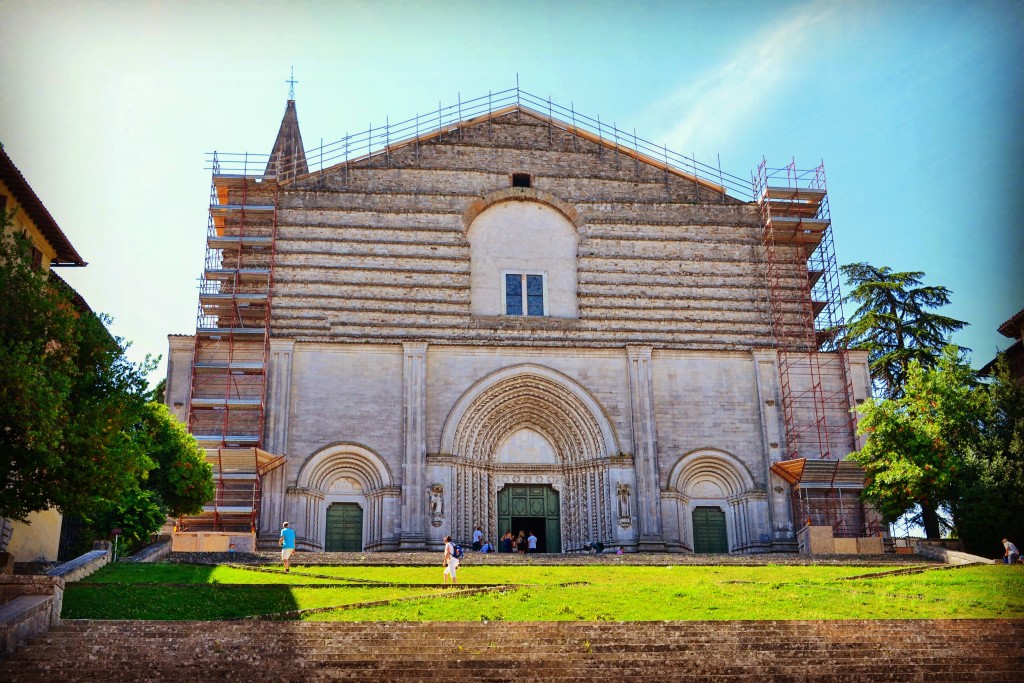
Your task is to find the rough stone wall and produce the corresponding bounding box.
[262,109,789,349]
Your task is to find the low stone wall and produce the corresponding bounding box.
[45,542,111,583]
[914,542,992,565]
[0,575,64,656]
[126,540,171,563]
[1,542,112,656]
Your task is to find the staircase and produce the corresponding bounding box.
[4,619,1022,681]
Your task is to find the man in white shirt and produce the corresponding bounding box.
[472,525,483,551]
[527,531,538,553]
[1003,538,1019,565]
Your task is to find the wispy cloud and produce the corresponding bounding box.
[652,3,841,151]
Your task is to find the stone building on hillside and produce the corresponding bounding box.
[165,88,878,554]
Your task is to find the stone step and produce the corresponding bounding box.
[3,663,1022,683]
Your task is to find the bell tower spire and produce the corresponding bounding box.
[265,67,308,182]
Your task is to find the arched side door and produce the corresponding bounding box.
[325,502,363,552]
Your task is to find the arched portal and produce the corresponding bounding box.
[667,449,769,554]
[288,443,400,551]
[440,364,625,551]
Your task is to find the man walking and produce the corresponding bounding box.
[280,522,296,573]
[527,530,538,553]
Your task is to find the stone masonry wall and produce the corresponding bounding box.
[257,109,804,349]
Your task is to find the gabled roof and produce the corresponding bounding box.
[317,104,730,196]
[0,146,86,266]
[265,100,308,181]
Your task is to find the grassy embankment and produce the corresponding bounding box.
[62,563,1024,622]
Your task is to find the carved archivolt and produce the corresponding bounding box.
[669,448,756,498]
[441,364,618,464]
[296,442,393,493]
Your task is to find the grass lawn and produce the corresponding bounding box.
[61,562,1024,622]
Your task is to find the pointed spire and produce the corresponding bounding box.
[265,97,308,181]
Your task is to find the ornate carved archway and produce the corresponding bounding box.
[439,364,625,550]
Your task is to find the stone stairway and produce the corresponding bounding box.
[2,619,1022,681]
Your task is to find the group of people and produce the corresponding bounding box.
[500,529,537,553]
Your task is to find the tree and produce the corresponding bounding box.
[951,354,1024,555]
[841,263,968,398]
[136,402,213,518]
[848,347,981,538]
[0,210,153,536]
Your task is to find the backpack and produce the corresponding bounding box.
[451,543,464,560]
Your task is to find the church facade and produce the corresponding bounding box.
[165,94,872,554]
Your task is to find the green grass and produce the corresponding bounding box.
[61,563,1024,622]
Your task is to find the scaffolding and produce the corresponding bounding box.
[755,160,868,536]
[180,157,284,532]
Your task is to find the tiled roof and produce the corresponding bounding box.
[0,146,86,267]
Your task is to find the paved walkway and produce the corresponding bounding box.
[170,550,938,567]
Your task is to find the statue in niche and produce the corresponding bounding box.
[428,483,445,527]
[617,482,632,527]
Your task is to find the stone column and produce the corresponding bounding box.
[400,342,428,549]
[626,345,664,549]
[753,350,796,551]
[259,340,294,541]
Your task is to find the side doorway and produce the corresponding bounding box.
[497,485,561,553]
[692,506,728,553]
[325,503,363,552]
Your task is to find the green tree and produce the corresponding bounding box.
[137,402,213,518]
[0,210,153,541]
[841,263,968,398]
[88,485,167,555]
[951,354,1024,555]
[849,347,981,538]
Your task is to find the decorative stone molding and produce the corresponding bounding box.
[462,187,583,232]
[441,363,619,463]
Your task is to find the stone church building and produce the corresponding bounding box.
[165,89,873,554]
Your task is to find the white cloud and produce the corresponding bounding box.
[653,3,840,151]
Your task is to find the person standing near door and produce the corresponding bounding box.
[527,531,538,553]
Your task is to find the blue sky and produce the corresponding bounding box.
[1,0,1021,383]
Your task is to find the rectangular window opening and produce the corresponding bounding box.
[504,272,546,317]
[511,173,531,188]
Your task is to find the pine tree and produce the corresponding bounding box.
[841,263,967,398]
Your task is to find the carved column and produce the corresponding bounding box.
[626,345,664,549]
[400,342,428,549]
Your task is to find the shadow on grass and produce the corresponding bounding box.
[61,562,301,620]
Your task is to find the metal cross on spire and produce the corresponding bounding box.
[286,66,298,101]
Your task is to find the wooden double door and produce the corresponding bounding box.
[497,485,561,553]
[325,503,363,552]
[692,506,728,553]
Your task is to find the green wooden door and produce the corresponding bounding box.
[498,485,561,553]
[692,506,728,554]
[325,503,363,552]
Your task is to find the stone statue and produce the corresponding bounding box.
[617,482,631,524]
[429,483,444,527]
